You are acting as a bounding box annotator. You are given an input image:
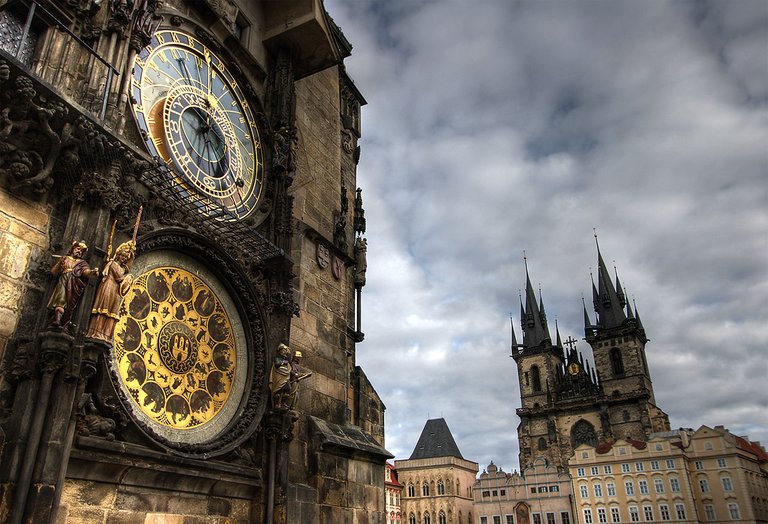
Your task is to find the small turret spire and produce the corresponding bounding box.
[555,319,563,348]
[521,259,551,348]
[510,314,519,353]
[594,236,627,329]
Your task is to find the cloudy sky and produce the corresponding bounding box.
[325,0,768,472]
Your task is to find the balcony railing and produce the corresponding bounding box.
[0,0,118,123]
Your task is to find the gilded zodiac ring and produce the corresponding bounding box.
[113,265,238,432]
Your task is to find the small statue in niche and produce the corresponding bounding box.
[268,344,311,410]
[47,240,99,328]
[354,237,367,288]
[76,393,116,440]
[85,240,136,343]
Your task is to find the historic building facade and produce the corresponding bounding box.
[511,245,671,471]
[0,0,389,522]
[387,461,404,523]
[473,459,574,524]
[569,427,768,524]
[396,418,478,524]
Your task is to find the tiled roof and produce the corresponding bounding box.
[409,418,464,460]
[735,435,768,462]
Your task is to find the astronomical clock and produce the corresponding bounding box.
[114,27,270,453]
[131,29,264,219]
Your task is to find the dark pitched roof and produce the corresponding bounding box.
[409,418,464,460]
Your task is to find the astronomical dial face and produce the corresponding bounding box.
[113,266,237,431]
[131,30,263,219]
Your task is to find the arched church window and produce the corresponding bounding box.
[610,347,624,376]
[424,512,431,524]
[408,483,415,497]
[438,510,446,524]
[571,419,598,448]
[538,437,547,450]
[409,514,416,524]
[531,365,542,392]
[423,482,430,496]
[437,479,445,495]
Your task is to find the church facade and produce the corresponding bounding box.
[511,246,670,471]
[0,0,388,522]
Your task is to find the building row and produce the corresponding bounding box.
[386,245,767,524]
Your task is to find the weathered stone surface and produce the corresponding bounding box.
[0,233,32,279]
[0,307,18,338]
[0,279,23,309]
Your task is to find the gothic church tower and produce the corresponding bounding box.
[512,244,670,470]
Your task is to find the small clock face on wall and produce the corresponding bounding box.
[131,30,263,219]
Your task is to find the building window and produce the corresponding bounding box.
[506,516,514,524]
[422,483,429,496]
[635,462,644,471]
[643,506,653,521]
[625,481,634,496]
[582,451,590,458]
[704,441,713,450]
[655,443,663,451]
[580,484,589,498]
[722,476,733,491]
[610,347,624,375]
[604,465,612,474]
[531,365,542,392]
[549,485,559,492]
[629,506,639,522]
[408,484,415,497]
[480,518,488,524]
[610,507,620,523]
[591,466,600,476]
[546,513,555,524]
[653,478,664,493]
[233,13,250,43]
[561,512,571,524]
[482,491,491,498]
[577,467,586,477]
[675,504,686,520]
[665,459,675,469]
[424,512,431,524]
[704,504,716,521]
[538,437,547,451]
[607,483,616,497]
[659,504,670,521]
[597,508,607,523]
[717,457,727,468]
[493,517,501,524]
[500,490,506,496]
[532,514,542,524]
[621,463,630,473]
[727,503,740,520]
[583,509,593,524]
[437,480,445,495]
[695,460,704,470]
[409,515,416,524]
[650,460,659,470]
[538,486,548,493]
[669,477,680,493]
[699,478,709,493]
[594,484,603,497]
[493,491,498,496]
[638,480,648,495]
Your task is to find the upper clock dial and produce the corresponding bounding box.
[131,30,263,219]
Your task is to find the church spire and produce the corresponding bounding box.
[521,261,551,349]
[594,233,627,330]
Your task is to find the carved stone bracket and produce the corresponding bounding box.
[264,411,296,443]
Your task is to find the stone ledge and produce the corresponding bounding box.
[309,416,392,462]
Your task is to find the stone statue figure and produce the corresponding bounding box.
[354,237,367,287]
[85,240,136,343]
[47,240,99,328]
[268,344,311,410]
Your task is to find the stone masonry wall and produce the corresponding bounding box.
[57,479,252,523]
[0,188,50,361]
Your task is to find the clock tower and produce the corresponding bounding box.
[0,1,388,522]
